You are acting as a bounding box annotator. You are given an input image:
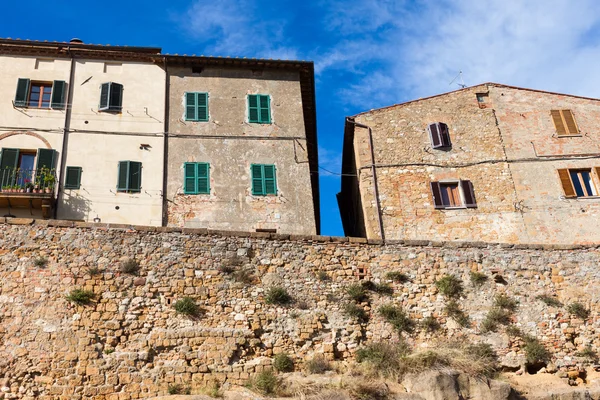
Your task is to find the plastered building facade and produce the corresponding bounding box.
[338,83,600,244]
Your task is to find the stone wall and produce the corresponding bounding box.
[1,219,599,399]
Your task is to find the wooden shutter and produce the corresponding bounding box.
[251,164,264,195]
[440,123,451,147]
[99,83,110,110]
[117,161,129,191]
[185,93,197,121]
[36,149,56,172]
[109,83,123,111]
[551,110,566,135]
[0,148,19,187]
[460,180,477,208]
[428,123,443,148]
[183,162,197,194]
[51,80,66,109]
[197,93,208,121]
[128,161,142,192]
[248,95,259,123]
[64,166,82,189]
[430,181,444,209]
[562,110,579,134]
[259,95,271,123]
[197,163,210,194]
[263,165,276,194]
[14,78,30,107]
[557,168,576,197]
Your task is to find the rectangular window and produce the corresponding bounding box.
[116,161,142,193]
[99,82,123,112]
[0,148,57,189]
[427,122,451,149]
[430,180,476,209]
[183,162,210,194]
[64,166,82,189]
[248,94,271,124]
[557,168,597,198]
[14,78,66,109]
[251,164,277,195]
[185,92,209,122]
[551,110,579,136]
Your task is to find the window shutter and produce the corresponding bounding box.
[248,95,259,123]
[64,166,82,189]
[259,95,271,123]
[109,83,123,111]
[128,161,142,192]
[183,162,197,194]
[251,164,264,195]
[595,167,600,183]
[0,148,19,187]
[117,161,129,191]
[14,78,30,107]
[439,123,451,147]
[430,181,444,209]
[460,180,477,208]
[99,83,110,110]
[557,168,576,198]
[36,148,56,172]
[51,80,66,109]
[197,163,210,194]
[197,93,208,121]
[562,110,579,134]
[551,110,566,135]
[263,165,277,194]
[185,93,197,121]
[428,123,443,148]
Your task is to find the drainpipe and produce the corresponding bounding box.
[345,117,385,242]
[161,56,169,227]
[54,48,76,219]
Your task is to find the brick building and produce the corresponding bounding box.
[338,83,600,244]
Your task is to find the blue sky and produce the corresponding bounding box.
[3,0,600,235]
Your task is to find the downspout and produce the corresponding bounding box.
[345,117,385,242]
[161,56,169,227]
[54,48,76,219]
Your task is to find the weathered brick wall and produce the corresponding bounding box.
[1,219,599,399]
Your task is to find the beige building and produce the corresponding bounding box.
[338,83,600,244]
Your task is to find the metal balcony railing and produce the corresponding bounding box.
[0,168,57,194]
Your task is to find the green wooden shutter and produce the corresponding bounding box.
[184,162,197,194]
[259,95,271,123]
[109,83,123,111]
[263,165,276,194]
[128,161,142,192]
[0,148,19,187]
[185,93,197,121]
[251,164,264,195]
[117,161,129,191]
[51,80,66,109]
[14,78,30,107]
[36,149,56,171]
[248,95,259,123]
[197,93,208,121]
[64,166,82,189]
[99,83,110,110]
[197,163,210,194]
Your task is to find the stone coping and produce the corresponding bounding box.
[0,217,597,250]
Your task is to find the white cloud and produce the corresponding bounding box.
[318,145,342,177]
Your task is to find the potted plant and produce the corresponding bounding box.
[44,173,55,194]
[24,179,33,193]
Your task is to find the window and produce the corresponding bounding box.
[251,164,277,195]
[476,93,490,109]
[248,94,271,124]
[557,168,598,198]
[185,92,209,122]
[183,162,210,194]
[116,161,142,193]
[64,166,82,189]
[99,82,123,112]
[430,180,477,209]
[427,122,451,149]
[0,148,56,188]
[14,78,66,109]
[551,110,579,136]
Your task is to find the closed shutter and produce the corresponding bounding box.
[263,165,276,194]
[248,95,259,123]
[440,123,451,147]
[430,181,444,209]
[185,93,197,121]
[197,163,210,194]
[259,95,271,123]
[595,167,600,184]
[117,161,129,191]
[428,123,443,148]
[197,93,208,121]
[562,110,579,134]
[36,148,56,171]
[14,78,30,107]
[184,162,197,194]
[99,83,110,110]
[557,169,576,197]
[551,110,566,135]
[460,180,477,208]
[0,148,19,187]
[128,161,142,192]
[51,80,66,109]
[109,83,123,111]
[251,164,264,195]
[64,166,82,189]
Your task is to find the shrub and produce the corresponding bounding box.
[378,304,415,333]
[575,345,598,362]
[494,294,518,312]
[34,256,48,268]
[385,271,409,283]
[305,355,331,374]
[87,266,102,276]
[421,316,441,332]
[203,379,221,398]
[218,265,235,274]
[174,297,200,316]
[233,269,254,284]
[265,286,292,305]
[251,370,279,395]
[103,347,115,354]
[168,384,190,395]
[344,303,369,322]
[350,382,390,400]
[480,308,513,333]
[120,258,139,275]
[273,353,294,372]
[356,342,409,376]
[536,294,562,307]
[360,281,377,291]
[317,271,329,281]
[66,289,95,305]
[346,284,368,303]
[375,283,394,296]
[444,300,470,328]
[505,325,523,337]
[524,336,550,364]
[435,275,463,299]
[567,302,590,319]
[466,342,497,363]
[469,271,488,286]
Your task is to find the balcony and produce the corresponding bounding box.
[0,168,56,218]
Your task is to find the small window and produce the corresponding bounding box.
[14,78,66,109]
[551,110,579,136]
[427,122,451,149]
[476,93,490,109]
[99,82,123,112]
[185,92,209,122]
[183,162,210,194]
[251,164,277,195]
[116,161,141,193]
[64,166,82,189]
[430,180,477,209]
[248,94,271,124]
[557,168,598,198]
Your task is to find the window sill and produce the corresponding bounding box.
[185,119,209,123]
[438,206,467,210]
[556,134,582,138]
[248,122,272,125]
[568,196,600,200]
